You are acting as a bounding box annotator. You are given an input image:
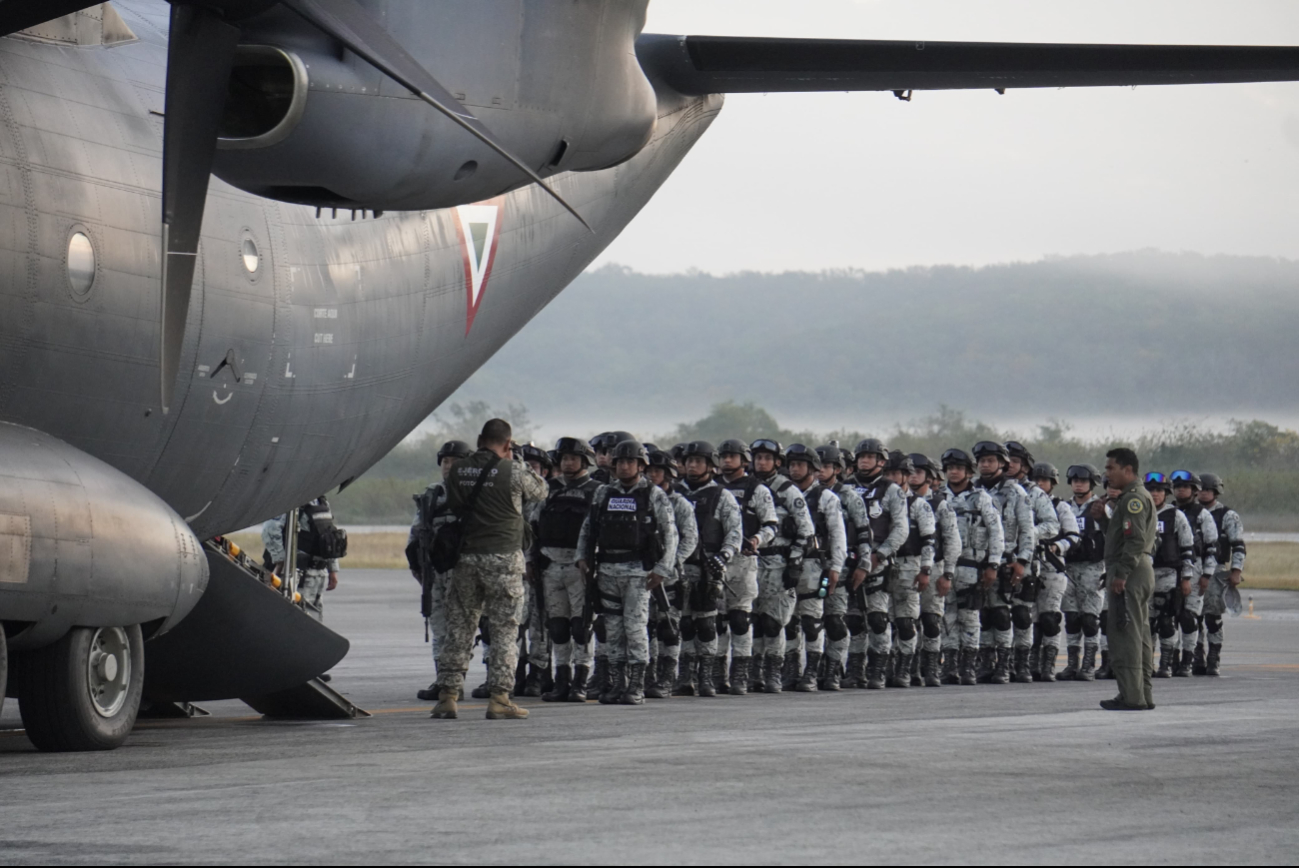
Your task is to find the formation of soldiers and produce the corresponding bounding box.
[408,432,1247,706]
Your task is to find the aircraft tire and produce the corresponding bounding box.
[18,625,143,752]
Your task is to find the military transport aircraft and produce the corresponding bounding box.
[0,0,1296,751]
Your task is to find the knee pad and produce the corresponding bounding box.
[657,618,681,646]
[1205,614,1222,634]
[547,617,572,646]
[1064,612,1082,635]
[785,620,800,641]
[1178,610,1201,634]
[866,611,890,635]
[570,616,590,646]
[920,612,943,640]
[1039,611,1063,638]
[679,616,697,642]
[728,609,752,636]
[1011,605,1033,631]
[983,607,1012,632]
[593,616,607,644]
[802,615,824,641]
[1080,612,1100,638]
[716,614,729,636]
[824,614,848,642]
[695,615,718,643]
[757,613,783,639]
[477,616,492,648]
[845,613,866,636]
[1157,615,1177,640]
[894,617,917,642]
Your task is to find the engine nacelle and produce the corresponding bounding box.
[0,423,209,651]
[211,0,658,210]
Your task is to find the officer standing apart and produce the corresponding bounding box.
[432,419,549,721]
[1092,448,1157,711]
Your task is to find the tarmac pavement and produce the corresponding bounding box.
[2,570,1298,865]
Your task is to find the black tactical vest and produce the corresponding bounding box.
[595,486,654,553]
[723,475,765,539]
[927,490,953,562]
[1068,501,1106,564]
[538,477,599,549]
[1179,501,1207,558]
[1153,506,1183,569]
[686,483,726,559]
[803,483,828,557]
[297,499,346,564]
[898,493,926,558]
[1210,504,1241,566]
[763,474,800,539]
[854,474,896,543]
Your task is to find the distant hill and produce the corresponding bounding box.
[439,250,1299,422]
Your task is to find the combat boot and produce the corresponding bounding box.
[1206,643,1222,677]
[430,687,458,719]
[644,658,667,699]
[1174,649,1193,677]
[1155,647,1174,678]
[673,654,698,696]
[1039,644,1058,683]
[1078,644,1097,682]
[991,648,1011,685]
[841,653,863,689]
[729,656,750,696]
[697,655,718,697]
[714,655,730,694]
[1012,648,1032,684]
[621,663,647,705]
[782,650,802,691]
[976,648,996,684]
[514,658,528,696]
[486,691,528,720]
[911,650,923,687]
[471,680,492,699]
[522,664,544,697]
[599,662,627,704]
[959,648,979,686]
[823,657,843,691]
[567,665,590,702]
[865,650,886,690]
[923,650,942,687]
[643,657,660,696]
[1193,642,1207,676]
[1095,650,1113,680]
[1029,642,1042,681]
[1059,646,1080,681]
[889,653,913,688]
[883,650,897,686]
[796,652,821,692]
[764,655,784,695]
[749,655,763,689]
[417,682,440,701]
[542,665,571,702]
[586,657,609,698]
[941,650,960,685]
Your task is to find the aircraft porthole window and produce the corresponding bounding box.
[241,236,260,276]
[66,228,96,301]
[454,160,478,181]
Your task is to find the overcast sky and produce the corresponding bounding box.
[588,1,1299,274]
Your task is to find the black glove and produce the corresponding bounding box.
[705,553,729,583]
[782,560,802,590]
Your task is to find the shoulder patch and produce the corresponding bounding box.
[1127,499,1144,514]
[793,498,805,510]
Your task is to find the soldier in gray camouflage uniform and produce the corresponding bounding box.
[518,444,555,697]
[1005,443,1061,684]
[939,448,1005,686]
[262,499,342,629]
[644,449,698,699]
[1144,472,1199,678]
[1060,464,1107,681]
[576,440,678,706]
[911,455,961,687]
[672,441,744,698]
[973,441,1035,685]
[1195,473,1245,677]
[1171,471,1219,675]
[407,440,473,700]
[432,419,549,721]
[1027,463,1080,682]
[877,452,935,689]
[817,445,872,691]
[750,440,815,694]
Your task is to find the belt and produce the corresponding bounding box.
[758,545,791,558]
[597,551,642,565]
[956,558,985,569]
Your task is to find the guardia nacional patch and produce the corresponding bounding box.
[1127,498,1144,514]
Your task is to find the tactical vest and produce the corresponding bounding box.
[1067,501,1106,564]
[926,490,952,563]
[1210,504,1244,566]
[802,483,829,557]
[595,485,655,557]
[1153,506,1183,569]
[296,499,347,564]
[1179,501,1207,558]
[685,483,726,560]
[762,474,800,540]
[538,477,599,549]
[723,475,766,539]
[834,482,865,548]
[854,474,895,543]
[413,485,452,544]
[446,451,524,555]
[898,493,931,558]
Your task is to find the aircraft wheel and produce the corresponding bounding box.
[18,625,143,752]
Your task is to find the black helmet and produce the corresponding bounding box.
[1169,469,1201,491]
[554,436,597,468]
[884,450,914,475]
[854,438,888,460]
[750,438,784,462]
[1066,463,1101,486]
[611,439,649,467]
[591,430,636,452]
[437,440,473,462]
[520,443,552,469]
[718,438,752,463]
[647,449,680,479]
[816,444,844,470]
[785,443,822,471]
[1144,471,1171,493]
[1005,440,1034,468]
[682,440,719,469]
[546,449,559,467]
[972,441,1010,464]
[1200,472,1224,494]
[1030,462,1060,484]
[642,442,661,454]
[670,443,688,462]
[940,448,974,471]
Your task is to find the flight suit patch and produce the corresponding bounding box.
[1127,499,1144,514]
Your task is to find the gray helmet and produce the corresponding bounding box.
[437,440,473,462]
[718,438,752,463]
[884,450,914,475]
[1066,463,1102,486]
[682,440,719,469]
[611,439,649,467]
[554,436,597,468]
[940,448,974,471]
[1200,472,1224,494]
[816,444,844,470]
[854,438,889,460]
[785,443,822,471]
[1030,462,1060,484]
[647,449,680,479]
[972,440,1010,464]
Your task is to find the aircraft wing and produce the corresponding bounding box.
[638,34,1299,95]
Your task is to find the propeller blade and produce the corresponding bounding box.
[0,1,103,37]
[159,4,241,414]
[278,0,591,232]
